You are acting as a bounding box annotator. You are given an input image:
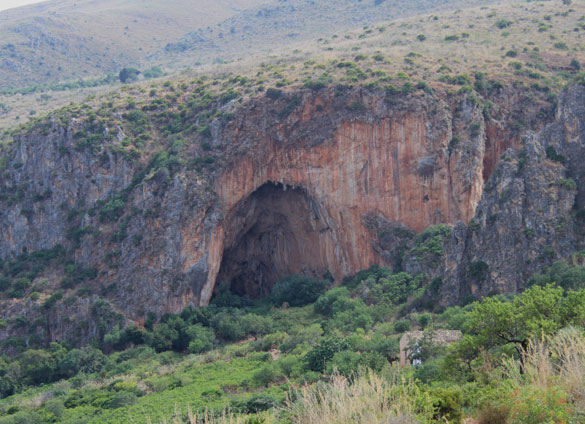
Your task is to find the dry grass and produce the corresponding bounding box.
[283,369,433,424]
[0,1,585,128]
[150,369,432,424]
[518,328,585,405]
[2,0,584,130]
[498,327,585,421]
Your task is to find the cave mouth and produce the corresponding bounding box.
[215,182,331,300]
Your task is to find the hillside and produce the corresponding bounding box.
[0,0,503,93]
[151,0,499,67]
[1,0,585,423]
[0,0,269,90]
[0,0,582,341]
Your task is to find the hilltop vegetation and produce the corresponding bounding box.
[1,0,583,128]
[0,0,268,90]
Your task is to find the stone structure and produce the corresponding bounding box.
[399,329,462,367]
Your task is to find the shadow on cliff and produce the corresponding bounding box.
[215,182,333,299]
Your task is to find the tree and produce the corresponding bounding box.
[186,325,215,354]
[271,275,328,307]
[241,314,273,339]
[326,350,362,377]
[19,350,57,386]
[305,336,349,372]
[148,323,179,352]
[119,68,141,83]
[463,285,585,358]
[212,312,245,341]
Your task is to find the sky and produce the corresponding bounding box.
[0,0,46,12]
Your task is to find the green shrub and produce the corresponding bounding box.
[314,287,351,316]
[305,336,349,372]
[414,358,443,384]
[0,277,11,292]
[186,324,215,354]
[326,350,362,377]
[266,88,283,99]
[545,146,566,163]
[505,385,571,424]
[495,19,513,29]
[271,275,328,307]
[394,320,411,333]
[251,364,281,387]
[430,387,463,424]
[277,355,302,377]
[105,391,137,409]
[558,178,577,190]
[212,313,245,341]
[243,394,278,413]
[469,261,489,280]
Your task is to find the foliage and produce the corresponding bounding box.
[305,336,350,372]
[270,275,328,307]
[1,264,585,423]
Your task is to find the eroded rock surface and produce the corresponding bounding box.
[442,85,585,304]
[0,83,558,345]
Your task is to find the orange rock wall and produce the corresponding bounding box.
[196,91,502,304]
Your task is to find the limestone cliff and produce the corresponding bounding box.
[441,84,585,304]
[0,82,555,346]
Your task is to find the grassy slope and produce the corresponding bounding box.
[1,0,583,130]
[151,0,499,67]
[0,0,269,90]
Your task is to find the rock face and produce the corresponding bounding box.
[441,85,585,304]
[0,83,556,345]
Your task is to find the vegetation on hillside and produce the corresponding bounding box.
[1,258,585,423]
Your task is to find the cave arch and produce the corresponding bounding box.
[215,182,334,299]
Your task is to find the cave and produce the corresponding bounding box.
[215,182,333,299]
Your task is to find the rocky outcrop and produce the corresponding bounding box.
[441,84,585,304]
[0,83,555,346]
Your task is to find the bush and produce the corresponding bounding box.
[394,320,411,333]
[545,146,566,163]
[0,278,11,292]
[277,355,302,377]
[414,358,443,384]
[271,275,328,307]
[266,88,283,100]
[430,387,463,424]
[495,19,513,29]
[252,364,281,387]
[314,287,351,316]
[212,313,245,341]
[506,386,571,424]
[105,391,137,409]
[119,68,140,83]
[469,261,489,280]
[186,324,215,354]
[243,394,278,413]
[305,336,349,372]
[326,350,362,377]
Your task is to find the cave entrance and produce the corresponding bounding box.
[215,182,331,300]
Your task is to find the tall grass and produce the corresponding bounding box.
[151,369,432,424]
[505,328,585,400]
[283,369,433,424]
[493,327,585,423]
